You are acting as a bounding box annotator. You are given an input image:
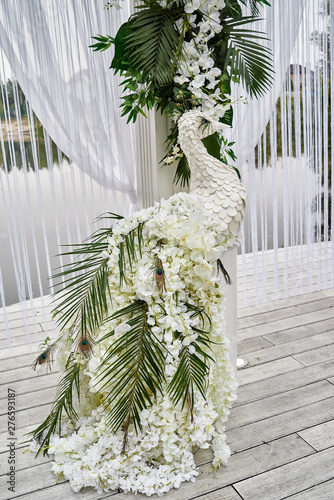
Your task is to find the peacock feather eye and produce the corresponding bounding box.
[76,336,93,356]
[32,345,55,372]
[151,257,167,292]
[201,117,211,129]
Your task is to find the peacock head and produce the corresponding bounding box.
[178,110,229,140]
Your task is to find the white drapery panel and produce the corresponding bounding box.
[0,0,151,350]
[1,0,333,351]
[0,0,138,206]
[231,0,306,170]
[235,0,334,305]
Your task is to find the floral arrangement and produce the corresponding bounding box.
[91,0,272,185]
[30,193,238,495]
[29,1,273,496]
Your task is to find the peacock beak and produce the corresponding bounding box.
[213,120,230,131]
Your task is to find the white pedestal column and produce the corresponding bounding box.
[139,111,238,373]
[220,248,237,373]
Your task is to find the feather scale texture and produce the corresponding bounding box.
[178,110,246,236]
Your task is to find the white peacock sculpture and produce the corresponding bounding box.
[30,110,246,496]
[179,110,246,236]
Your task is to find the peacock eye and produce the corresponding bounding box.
[201,117,211,128]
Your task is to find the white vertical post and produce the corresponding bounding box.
[153,113,238,373]
[220,248,238,373]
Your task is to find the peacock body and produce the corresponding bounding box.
[179,111,246,236]
[31,111,245,496]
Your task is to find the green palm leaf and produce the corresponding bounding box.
[52,234,112,338]
[224,16,274,98]
[173,154,190,188]
[52,214,145,341]
[96,300,166,443]
[239,0,271,17]
[167,303,214,413]
[29,355,81,456]
[125,6,181,86]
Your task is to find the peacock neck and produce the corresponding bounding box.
[179,132,219,176]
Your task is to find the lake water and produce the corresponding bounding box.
[0,156,318,306]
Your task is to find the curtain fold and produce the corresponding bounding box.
[0,0,138,207]
[231,0,306,170]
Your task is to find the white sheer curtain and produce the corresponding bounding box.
[234,0,334,305]
[231,0,305,169]
[0,0,148,350]
[0,0,138,207]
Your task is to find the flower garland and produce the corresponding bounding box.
[92,0,272,185]
[31,193,238,496]
[171,0,230,120]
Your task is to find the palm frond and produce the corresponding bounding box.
[239,0,271,17]
[52,236,112,338]
[167,303,214,413]
[118,223,145,287]
[96,300,166,444]
[125,6,182,86]
[167,334,213,413]
[29,355,81,456]
[173,154,190,187]
[223,16,274,98]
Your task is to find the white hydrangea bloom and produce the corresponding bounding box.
[39,192,237,496]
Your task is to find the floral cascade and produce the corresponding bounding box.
[93,0,272,186]
[30,193,238,496]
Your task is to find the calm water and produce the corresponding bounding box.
[0,156,318,306]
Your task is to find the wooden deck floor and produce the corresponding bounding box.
[1,286,334,499]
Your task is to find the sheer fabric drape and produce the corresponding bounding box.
[236,0,334,305]
[0,0,138,206]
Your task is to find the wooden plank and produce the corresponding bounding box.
[0,318,53,337]
[289,297,334,315]
[227,381,334,431]
[0,407,52,452]
[237,307,296,330]
[0,342,44,360]
[238,307,334,342]
[0,331,57,350]
[243,331,334,367]
[228,397,334,453]
[293,344,334,367]
[112,435,315,500]
[0,446,51,476]
[263,316,334,345]
[8,482,117,500]
[236,291,328,318]
[0,461,68,498]
[0,353,38,373]
[233,447,334,500]
[298,420,334,451]
[235,359,334,407]
[0,365,59,387]
[237,357,304,386]
[237,337,273,357]
[287,479,334,499]
[0,324,57,344]
[0,373,59,399]
[0,387,56,417]
[0,424,43,454]
[189,486,242,500]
